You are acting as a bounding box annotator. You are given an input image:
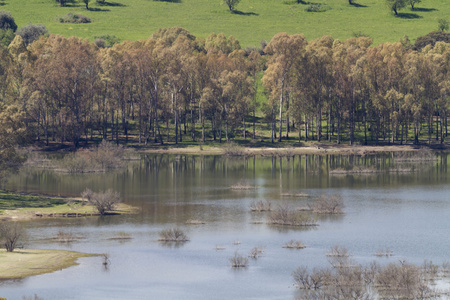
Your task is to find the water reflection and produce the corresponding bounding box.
[1,152,449,299]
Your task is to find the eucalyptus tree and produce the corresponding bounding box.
[302,36,334,142]
[386,0,407,15]
[29,35,100,147]
[263,32,308,142]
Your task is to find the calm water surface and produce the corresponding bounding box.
[1,153,450,299]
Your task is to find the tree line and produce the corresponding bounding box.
[0,27,449,150]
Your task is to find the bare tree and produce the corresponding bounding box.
[82,189,121,215]
[0,222,23,252]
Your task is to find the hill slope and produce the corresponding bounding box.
[3,0,450,46]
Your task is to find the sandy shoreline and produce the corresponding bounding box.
[136,143,447,156]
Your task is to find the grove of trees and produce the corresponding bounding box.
[0,27,449,150]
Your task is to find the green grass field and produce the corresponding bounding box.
[3,0,449,47]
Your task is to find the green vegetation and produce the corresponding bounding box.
[1,0,450,47]
[0,248,94,279]
[0,190,65,213]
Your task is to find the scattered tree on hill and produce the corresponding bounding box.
[0,222,23,252]
[224,0,240,12]
[408,0,420,10]
[386,0,407,15]
[0,11,17,32]
[83,0,91,9]
[16,24,48,46]
[55,0,69,6]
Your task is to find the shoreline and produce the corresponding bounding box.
[0,249,95,279]
[0,193,140,221]
[134,143,448,156]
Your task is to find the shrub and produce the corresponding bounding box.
[58,152,90,173]
[249,246,264,259]
[269,204,317,226]
[158,228,189,242]
[230,180,255,190]
[52,230,83,243]
[89,139,125,169]
[0,28,14,47]
[0,222,23,252]
[230,251,248,268]
[305,3,328,12]
[326,245,350,257]
[283,240,306,249]
[0,11,17,31]
[16,23,48,46]
[414,31,450,50]
[58,13,91,24]
[438,19,449,32]
[310,195,344,214]
[93,34,121,48]
[82,188,121,215]
[223,142,245,156]
[249,200,272,212]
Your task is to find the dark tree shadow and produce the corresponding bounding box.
[88,7,110,11]
[0,2,6,6]
[232,10,259,16]
[412,7,437,12]
[350,2,368,7]
[396,12,421,19]
[97,1,126,6]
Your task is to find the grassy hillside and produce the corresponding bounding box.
[3,0,450,47]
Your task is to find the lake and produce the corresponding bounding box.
[1,152,450,299]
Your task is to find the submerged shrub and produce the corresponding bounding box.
[249,200,272,212]
[249,246,264,259]
[230,251,249,268]
[293,259,443,299]
[283,240,306,249]
[269,204,317,226]
[310,195,344,214]
[158,228,189,242]
[52,230,83,243]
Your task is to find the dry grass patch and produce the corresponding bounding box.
[0,249,94,279]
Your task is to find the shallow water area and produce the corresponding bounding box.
[1,153,450,299]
